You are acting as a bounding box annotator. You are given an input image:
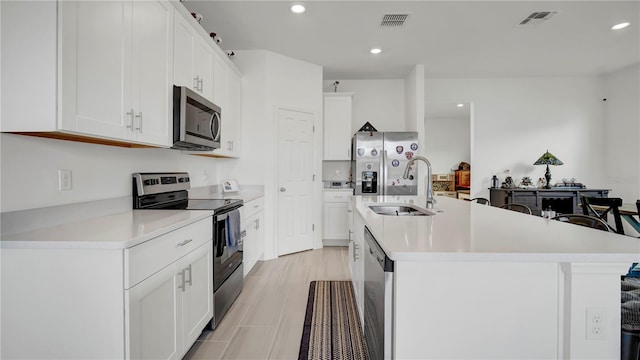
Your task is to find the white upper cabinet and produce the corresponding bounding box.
[0,1,172,146]
[173,7,242,158]
[323,93,354,160]
[59,1,130,140]
[174,13,213,102]
[215,63,242,158]
[59,0,173,146]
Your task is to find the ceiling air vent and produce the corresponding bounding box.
[519,11,558,25]
[381,14,408,27]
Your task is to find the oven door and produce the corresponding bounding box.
[213,209,243,291]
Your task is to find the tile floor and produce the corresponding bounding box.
[184,246,350,360]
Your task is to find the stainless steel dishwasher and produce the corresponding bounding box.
[363,226,394,359]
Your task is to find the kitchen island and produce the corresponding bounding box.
[352,195,640,359]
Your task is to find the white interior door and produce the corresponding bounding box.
[277,108,315,256]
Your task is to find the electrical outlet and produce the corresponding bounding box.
[58,169,72,191]
[586,307,606,340]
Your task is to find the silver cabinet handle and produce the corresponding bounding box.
[193,76,199,91]
[126,109,134,129]
[353,243,360,261]
[185,264,192,286]
[199,78,204,92]
[280,187,286,192]
[177,239,192,247]
[134,112,142,131]
[178,270,186,292]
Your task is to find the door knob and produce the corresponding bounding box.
[280,187,286,192]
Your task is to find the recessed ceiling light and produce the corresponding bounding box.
[291,4,306,14]
[370,48,382,54]
[457,104,464,107]
[611,22,630,30]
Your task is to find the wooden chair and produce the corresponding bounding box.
[551,214,612,232]
[499,203,532,215]
[580,196,624,234]
[469,198,491,205]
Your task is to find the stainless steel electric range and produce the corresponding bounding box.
[132,172,243,329]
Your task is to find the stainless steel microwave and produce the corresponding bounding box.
[172,86,221,151]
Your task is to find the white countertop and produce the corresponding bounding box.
[1,187,264,250]
[1,210,213,250]
[356,195,640,262]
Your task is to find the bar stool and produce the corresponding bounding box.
[580,196,624,234]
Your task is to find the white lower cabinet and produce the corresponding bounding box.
[350,205,365,325]
[0,217,213,360]
[127,241,212,359]
[242,197,265,277]
[127,261,181,360]
[323,189,352,245]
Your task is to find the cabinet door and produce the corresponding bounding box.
[127,262,182,360]
[243,213,257,277]
[353,210,365,325]
[131,0,172,146]
[323,202,349,239]
[180,242,213,349]
[194,37,214,101]
[255,211,264,263]
[243,211,264,277]
[323,94,353,160]
[217,67,241,157]
[173,14,195,91]
[59,1,130,140]
[347,201,355,277]
[212,52,227,110]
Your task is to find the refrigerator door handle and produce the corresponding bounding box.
[381,149,387,195]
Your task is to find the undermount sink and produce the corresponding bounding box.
[368,204,435,216]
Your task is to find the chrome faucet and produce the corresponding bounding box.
[402,156,435,209]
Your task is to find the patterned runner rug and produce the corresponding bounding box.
[298,281,368,360]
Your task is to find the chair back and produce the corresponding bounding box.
[470,198,491,205]
[552,214,612,232]
[581,196,624,234]
[499,203,532,215]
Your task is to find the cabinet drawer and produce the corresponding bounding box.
[125,218,212,289]
[324,190,353,203]
[243,196,264,220]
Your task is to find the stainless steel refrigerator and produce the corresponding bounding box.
[352,131,419,195]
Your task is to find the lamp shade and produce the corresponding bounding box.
[533,150,563,166]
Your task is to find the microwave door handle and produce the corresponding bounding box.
[210,112,221,141]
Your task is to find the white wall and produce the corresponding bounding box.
[0,134,219,212]
[425,115,471,174]
[426,76,606,199]
[226,50,323,259]
[602,62,640,202]
[322,79,406,134]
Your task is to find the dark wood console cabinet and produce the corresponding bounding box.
[489,188,610,216]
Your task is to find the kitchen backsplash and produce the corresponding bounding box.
[322,160,350,181]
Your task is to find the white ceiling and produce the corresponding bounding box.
[185,1,639,80]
